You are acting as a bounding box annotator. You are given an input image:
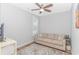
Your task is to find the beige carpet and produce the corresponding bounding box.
[17,43,70,55]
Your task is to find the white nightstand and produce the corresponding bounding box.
[0,38,17,55]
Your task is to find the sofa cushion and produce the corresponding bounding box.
[37,38,64,45]
[36,40,66,50]
[38,33,48,38]
[47,34,58,39]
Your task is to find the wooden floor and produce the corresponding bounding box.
[17,43,71,55]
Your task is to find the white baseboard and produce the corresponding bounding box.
[17,40,34,49]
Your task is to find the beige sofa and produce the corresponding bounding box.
[35,33,66,51]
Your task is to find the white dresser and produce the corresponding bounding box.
[0,38,17,55]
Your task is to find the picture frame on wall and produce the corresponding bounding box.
[75,10,79,28]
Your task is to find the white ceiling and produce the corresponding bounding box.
[12,3,72,16]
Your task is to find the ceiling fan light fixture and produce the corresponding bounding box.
[40,9,44,12]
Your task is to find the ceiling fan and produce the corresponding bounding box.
[31,3,53,14]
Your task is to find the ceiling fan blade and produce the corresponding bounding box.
[35,3,41,8]
[44,4,53,8]
[31,9,40,11]
[41,4,44,7]
[44,8,51,12]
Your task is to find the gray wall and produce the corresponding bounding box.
[71,4,79,54]
[39,11,72,36]
[0,4,1,23]
[32,15,39,36]
[1,3,34,47]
